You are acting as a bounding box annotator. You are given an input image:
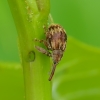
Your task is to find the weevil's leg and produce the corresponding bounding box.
[49,14,54,24]
[48,64,57,81]
[34,38,48,48]
[34,38,45,43]
[35,46,52,57]
[43,25,47,33]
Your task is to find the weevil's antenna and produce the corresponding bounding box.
[49,14,54,24]
[48,64,57,81]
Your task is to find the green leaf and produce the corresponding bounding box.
[0,62,24,100]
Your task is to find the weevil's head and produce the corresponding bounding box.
[52,50,63,65]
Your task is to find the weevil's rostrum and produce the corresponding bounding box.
[35,24,67,81]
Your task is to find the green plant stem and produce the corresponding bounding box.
[7,0,51,100]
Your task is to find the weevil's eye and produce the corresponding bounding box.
[54,61,56,64]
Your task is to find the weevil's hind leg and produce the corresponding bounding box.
[49,14,54,24]
[35,46,51,57]
[34,38,45,43]
[43,25,47,33]
[34,38,48,48]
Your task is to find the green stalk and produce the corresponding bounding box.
[7,0,51,100]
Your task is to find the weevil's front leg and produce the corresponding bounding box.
[34,38,48,48]
[35,46,52,57]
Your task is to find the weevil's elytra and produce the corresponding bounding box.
[46,24,67,51]
[34,24,67,81]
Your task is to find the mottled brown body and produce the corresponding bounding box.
[46,24,67,51]
[35,24,67,81]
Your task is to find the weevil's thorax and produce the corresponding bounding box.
[52,50,63,64]
[46,24,67,51]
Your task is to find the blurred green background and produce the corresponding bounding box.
[0,0,100,100]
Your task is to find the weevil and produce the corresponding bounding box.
[34,24,67,81]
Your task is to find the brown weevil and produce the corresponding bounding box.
[34,24,67,81]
